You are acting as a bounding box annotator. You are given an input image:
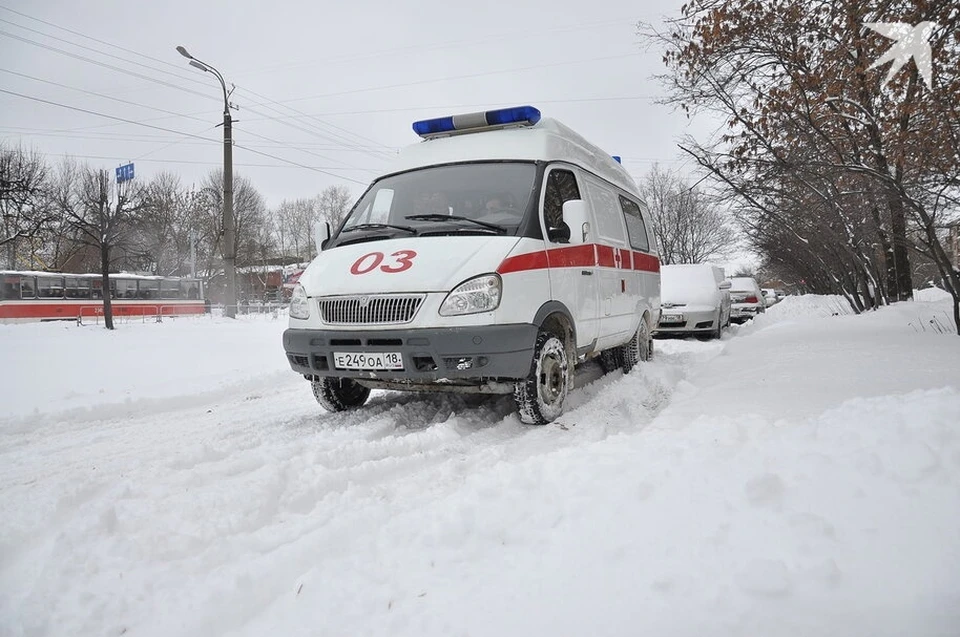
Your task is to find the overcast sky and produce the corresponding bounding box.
[0,0,717,207]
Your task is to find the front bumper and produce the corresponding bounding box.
[282,323,539,383]
[654,307,718,334]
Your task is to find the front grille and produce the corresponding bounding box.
[318,294,424,325]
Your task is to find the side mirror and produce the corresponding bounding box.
[719,280,732,290]
[314,221,331,253]
[560,199,589,244]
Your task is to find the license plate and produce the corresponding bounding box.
[333,351,404,371]
[660,313,684,323]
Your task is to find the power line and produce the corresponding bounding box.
[0,69,385,173]
[247,52,645,107]
[0,5,397,159]
[41,152,379,171]
[0,28,220,105]
[0,10,217,92]
[0,67,215,125]
[236,16,640,77]
[0,87,367,183]
[238,95,663,123]
[234,85,396,157]
[0,127,398,150]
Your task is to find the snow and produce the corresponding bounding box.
[661,263,723,305]
[2,297,960,636]
[729,276,760,294]
[915,285,954,303]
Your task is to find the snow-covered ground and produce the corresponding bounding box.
[1,296,959,637]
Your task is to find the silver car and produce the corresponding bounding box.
[655,264,732,339]
[730,277,766,323]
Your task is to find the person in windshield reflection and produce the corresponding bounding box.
[414,191,450,215]
[484,193,514,214]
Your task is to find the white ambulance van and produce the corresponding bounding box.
[282,106,661,424]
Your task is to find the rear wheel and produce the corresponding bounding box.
[600,318,652,375]
[514,330,570,425]
[311,377,371,412]
[620,317,652,374]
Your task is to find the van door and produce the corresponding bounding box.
[581,177,633,346]
[620,194,659,327]
[541,166,599,350]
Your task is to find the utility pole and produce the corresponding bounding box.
[176,45,237,318]
[222,97,236,318]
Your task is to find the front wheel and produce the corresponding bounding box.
[311,377,371,412]
[514,331,570,425]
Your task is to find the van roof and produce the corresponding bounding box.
[385,117,641,197]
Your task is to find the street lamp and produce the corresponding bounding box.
[177,45,237,318]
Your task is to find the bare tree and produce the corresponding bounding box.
[272,198,314,262]
[639,164,735,264]
[316,185,353,233]
[643,0,960,330]
[55,162,143,329]
[137,173,208,276]
[1,145,51,269]
[199,169,270,268]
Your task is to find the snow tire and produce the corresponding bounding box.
[514,331,570,425]
[311,377,371,412]
[619,317,652,374]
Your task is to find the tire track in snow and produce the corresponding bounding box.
[1,337,725,637]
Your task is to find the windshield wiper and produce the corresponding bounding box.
[405,214,506,234]
[341,223,418,234]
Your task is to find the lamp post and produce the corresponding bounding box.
[176,45,237,318]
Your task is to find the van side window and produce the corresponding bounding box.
[584,179,626,243]
[619,195,650,252]
[543,169,581,233]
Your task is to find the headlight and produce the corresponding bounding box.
[289,284,311,320]
[439,274,502,316]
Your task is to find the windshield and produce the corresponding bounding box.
[338,162,537,242]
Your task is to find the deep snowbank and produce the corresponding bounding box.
[0,315,292,424]
[1,296,959,637]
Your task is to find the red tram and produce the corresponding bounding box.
[0,271,206,323]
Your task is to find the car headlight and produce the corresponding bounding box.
[289,284,311,320]
[439,274,502,316]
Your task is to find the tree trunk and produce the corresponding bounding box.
[100,243,114,330]
[888,195,913,301]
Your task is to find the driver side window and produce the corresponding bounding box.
[542,169,581,243]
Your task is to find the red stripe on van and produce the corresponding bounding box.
[632,251,660,273]
[497,244,659,275]
[546,244,596,268]
[497,250,550,275]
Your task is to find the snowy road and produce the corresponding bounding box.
[2,296,959,636]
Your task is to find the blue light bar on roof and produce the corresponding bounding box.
[612,156,622,164]
[413,105,541,138]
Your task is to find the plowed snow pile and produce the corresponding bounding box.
[2,296,959,637]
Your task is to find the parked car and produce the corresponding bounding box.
[655,264,731,339]
[762,288,779,306]
[729,277,765,323]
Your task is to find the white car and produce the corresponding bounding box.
[729,277,765,323]
[655,264,732,339]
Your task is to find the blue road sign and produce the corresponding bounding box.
[116,163,135,183]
